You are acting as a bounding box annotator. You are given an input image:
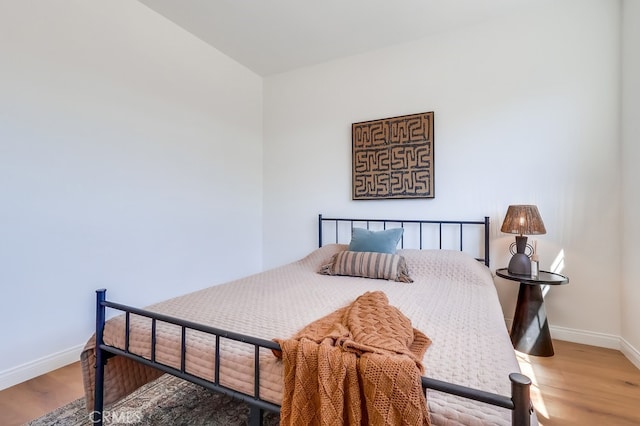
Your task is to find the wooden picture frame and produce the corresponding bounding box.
[352,112,434,200]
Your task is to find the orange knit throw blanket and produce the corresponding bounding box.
[274,291,432,426]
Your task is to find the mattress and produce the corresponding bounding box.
[82,244,525,425]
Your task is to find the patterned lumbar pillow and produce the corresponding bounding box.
[318,250,413,283]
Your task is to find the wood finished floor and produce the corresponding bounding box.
[0,361,84,426]
[0,340,639,425]
[517,340,640,425]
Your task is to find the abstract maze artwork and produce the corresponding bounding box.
[352,112,434,199]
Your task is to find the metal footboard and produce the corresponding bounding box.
[93,289,532,426]
[93,289,280,426]
[421,375,532,426]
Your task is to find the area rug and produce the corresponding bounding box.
[27,374,280,425]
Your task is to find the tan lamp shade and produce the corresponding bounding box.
[500,205,547,236]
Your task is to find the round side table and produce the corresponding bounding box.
[495,268,569,357]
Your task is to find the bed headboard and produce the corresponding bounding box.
[318,214,490,267]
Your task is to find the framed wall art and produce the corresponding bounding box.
[352,111,434,200]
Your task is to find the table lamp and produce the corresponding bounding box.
[500,205,546,275]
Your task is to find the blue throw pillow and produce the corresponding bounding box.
[347,227,404,254]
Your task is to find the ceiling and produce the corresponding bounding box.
[138,0,540,76]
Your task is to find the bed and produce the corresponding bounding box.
[83,215,534,425]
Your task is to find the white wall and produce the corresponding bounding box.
[0,1,263,387]
[621,0,640,365]
[264,0,622,343]
[1,0,635,390]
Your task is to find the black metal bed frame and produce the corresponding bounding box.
[92,214,532,426]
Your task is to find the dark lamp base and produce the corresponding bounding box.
[508,253,531,276]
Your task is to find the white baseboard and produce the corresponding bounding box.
[620,337,640,370]
[0,344,84,391]
[548,324,621,349]
[504,318,640,369]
